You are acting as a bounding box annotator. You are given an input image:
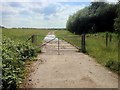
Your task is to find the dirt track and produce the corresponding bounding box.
[24,33,118,88]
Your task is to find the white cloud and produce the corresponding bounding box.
[1,0,91,2]
[1,0,119,3]
[91,0,118,3]
[1,1,90,28]
[107,0,118,3]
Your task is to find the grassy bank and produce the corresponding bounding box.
[55,30,119,74]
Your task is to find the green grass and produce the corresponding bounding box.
[2,28,50,45]
[55,30,119,74]
[55,30,81,49]
[54,30,73,36]
[86,33,118,64]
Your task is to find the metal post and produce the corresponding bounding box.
[106,33,108,47]
[58,37,60,55]
[81,33,86,53]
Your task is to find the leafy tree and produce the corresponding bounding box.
[66,2,118,34]
[114,1,120,32]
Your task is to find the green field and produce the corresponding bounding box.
[2,28,50,45]
[55,30,119,74]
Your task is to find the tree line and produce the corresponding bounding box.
[66,1,120,34]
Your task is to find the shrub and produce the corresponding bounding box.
[2,37,37,89]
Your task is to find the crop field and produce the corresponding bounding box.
[55,30,119,73]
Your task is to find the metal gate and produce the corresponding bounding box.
[27,33,86,55]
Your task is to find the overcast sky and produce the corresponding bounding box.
[0,0,118,28]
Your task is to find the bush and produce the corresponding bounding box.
[2,37,37,89]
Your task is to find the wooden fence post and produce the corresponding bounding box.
[106,33,108,47]
[81,33,86,53]
[31,35,36,44]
